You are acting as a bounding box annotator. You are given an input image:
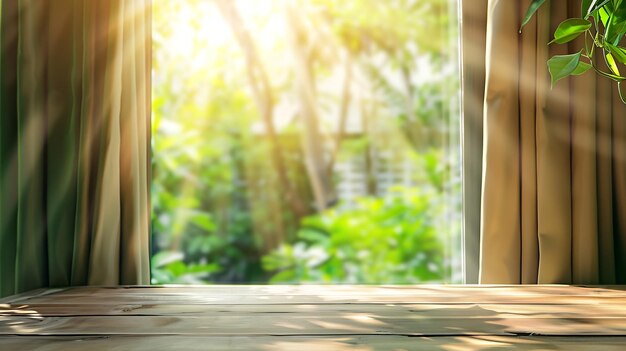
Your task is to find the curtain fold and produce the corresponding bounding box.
[460,0,487,284]
[464,0,626,284]
[0,0,151,298]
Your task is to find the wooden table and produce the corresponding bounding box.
[1,285,626,350]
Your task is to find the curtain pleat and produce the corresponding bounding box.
[471,0,626,284]
[15,0,49,293]
[480,0,522,283]
[518,0,538,284]
[460,0,487,283]
[0,0,151,298]
[0,0,20,298]
[614,91,626,283]
[47,0,78,288]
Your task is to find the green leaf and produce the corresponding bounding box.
[547,51,582,87]
[599,5,613,27]
[606,3,626,44]
[189,211,216,232]
[298,229,330,245]
[572,61,593,75]
[583,0,593,17]
[550,18,592,44]
[166,261,187,276]
[584,0,611,17]
[152,251,184,268]
[185,263,221,274]
[606,43,626,63]
[269,270,297,283]
[521,0,548,31]
[606,52,621,75]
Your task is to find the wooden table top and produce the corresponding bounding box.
[1,285,626,350]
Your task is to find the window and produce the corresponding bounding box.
[151,0,462,284]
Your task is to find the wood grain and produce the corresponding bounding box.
[2,335,626,351]
[0,285,625,349]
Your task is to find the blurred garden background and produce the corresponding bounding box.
[151,0,462,284]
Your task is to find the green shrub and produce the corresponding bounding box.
[262,185,448,284]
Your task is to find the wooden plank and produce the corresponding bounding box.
[0,314,515,336]
[31,285,626,297]
[1,335,626,351]
[16,292,626,305]
[1,313,626,336]
[2,285,626,349]
[3,302,626,319]
[0,288,67,304]
[9,285,625,307]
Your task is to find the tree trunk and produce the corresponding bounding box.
[326,52,353,178]
[363,101,377,196]
[215,0,309,222]
[285,4,336,212]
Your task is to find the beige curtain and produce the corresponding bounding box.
[463,0,626,284]
[0,0,151,298]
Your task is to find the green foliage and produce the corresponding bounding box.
[262,186,447,284]
[151,251,221,284]
[550,19,592,44]
[522,0,626,102]
[312,0,452,56]
[151,0,461,285]
[548,51,584,87]
[521,0,548,28]
[151,0,271,284]
[262,148,459,284]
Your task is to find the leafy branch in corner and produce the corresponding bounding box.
[522,0,626,103]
